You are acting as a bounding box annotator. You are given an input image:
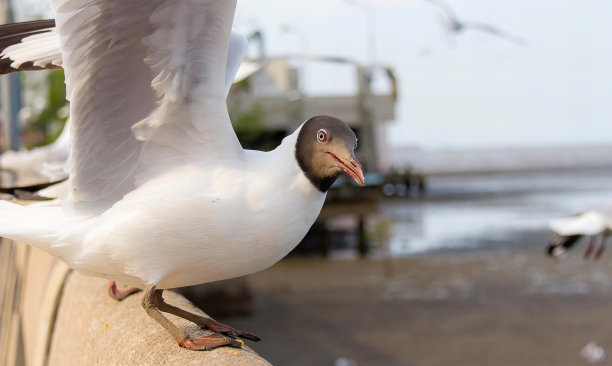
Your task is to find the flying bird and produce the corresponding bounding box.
[422,0,526,46]
[547,209,612,259]
[0,0,364,351]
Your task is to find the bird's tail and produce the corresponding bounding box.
[0,200,66,254]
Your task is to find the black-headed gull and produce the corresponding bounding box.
[547,208,612,260]
[0,0,364,351]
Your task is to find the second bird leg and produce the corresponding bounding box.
[153,290,261,342]
[584,236,596,260]
[595,233,609,260]
[142,285,244,351]
[108,280,141,301]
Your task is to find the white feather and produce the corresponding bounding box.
[2,28,62,69]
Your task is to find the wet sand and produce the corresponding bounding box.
[226,231,612,366]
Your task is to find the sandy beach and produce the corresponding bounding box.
[226,233,612,366]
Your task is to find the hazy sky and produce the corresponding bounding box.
[236,0,612,149]
[18,0,612,150]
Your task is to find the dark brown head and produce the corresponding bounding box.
[295,115,364,192]
[546,234,582,257]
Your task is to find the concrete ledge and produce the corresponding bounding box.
[46,272,270,366]
[28,259,70,366]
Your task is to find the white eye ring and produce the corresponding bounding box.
[317,129,328,143]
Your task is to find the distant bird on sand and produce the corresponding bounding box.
[547,209,612,259]
[422,0,526,46]
[0,0,364,351]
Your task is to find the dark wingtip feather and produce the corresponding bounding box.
[0,19,59,75]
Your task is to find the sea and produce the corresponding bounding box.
[378,168,612,256]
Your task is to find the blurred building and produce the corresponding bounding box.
[227,56,397,173]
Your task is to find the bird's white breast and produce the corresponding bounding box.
[75,145,325,289]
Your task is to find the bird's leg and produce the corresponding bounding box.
[594,233,608,260]
[107,280,141,301]
[142,285,243,351]
[584,236,596,260]
[153,290,260,342]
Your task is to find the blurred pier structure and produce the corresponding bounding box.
[227,55,396,172]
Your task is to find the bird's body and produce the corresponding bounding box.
[549,210,612,237]
[5,132,324,289]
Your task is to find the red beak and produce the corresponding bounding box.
[328,153,365,186]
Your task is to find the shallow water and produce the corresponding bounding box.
[380,168,612,255]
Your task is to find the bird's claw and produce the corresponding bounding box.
[222,330,261,342]
[201,319,261,342]
[178,334,243,351]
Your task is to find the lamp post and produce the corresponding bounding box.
[280,24,309,129]
[344,0,378,172]
[280,24,309,92]
[343,0,376,66]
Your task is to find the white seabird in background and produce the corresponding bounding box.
[0,119,70,181]
[547,208,612,259]
[0,0,364,351]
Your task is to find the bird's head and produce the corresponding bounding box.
[546,234,582,257]
[295,115,364,192]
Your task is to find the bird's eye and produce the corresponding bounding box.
[317,129,328,143]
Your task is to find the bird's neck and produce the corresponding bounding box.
[270,123,325,197]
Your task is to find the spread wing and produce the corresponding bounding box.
[462,22,526,46]
[225,32,248,96]
[50,0,242,216]
[52,0,160,215]
[0,20,250,93]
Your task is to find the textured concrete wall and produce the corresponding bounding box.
[0,240,270,366]
[48,272,270,366]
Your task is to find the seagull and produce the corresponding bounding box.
[547,209,612,260]
[422,0,526,46]
[0,0,364,351]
